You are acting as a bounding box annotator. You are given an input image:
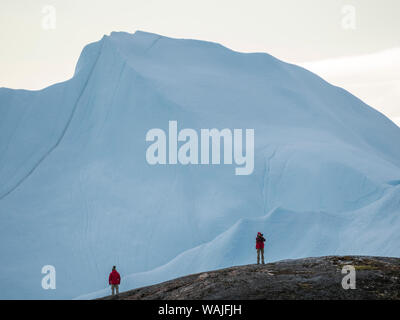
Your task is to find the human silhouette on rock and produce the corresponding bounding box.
[109,266,121,296]
[256,232,266,264]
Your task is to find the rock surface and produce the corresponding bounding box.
[99,256,400,300]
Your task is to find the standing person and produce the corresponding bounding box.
[109,266,121,296]
[256,232,266,264]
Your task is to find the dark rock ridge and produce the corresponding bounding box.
[99,256,400,300]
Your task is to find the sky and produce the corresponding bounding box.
[301,48,400,125]
[0,0,399,124]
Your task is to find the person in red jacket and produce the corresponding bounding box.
[256,232,266,264]
[109,266,121,296]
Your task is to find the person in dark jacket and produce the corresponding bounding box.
[256,232,266,264]
[109,266,121,296]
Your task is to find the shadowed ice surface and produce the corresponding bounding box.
[0,31,399,299]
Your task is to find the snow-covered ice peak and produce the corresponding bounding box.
[0,30,399,299]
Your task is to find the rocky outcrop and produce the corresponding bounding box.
[99,256,400,300]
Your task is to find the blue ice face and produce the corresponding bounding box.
[1,31,399,299]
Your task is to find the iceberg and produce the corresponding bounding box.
[0,31,399,299]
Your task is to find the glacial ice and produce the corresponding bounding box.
[0,31,399,299]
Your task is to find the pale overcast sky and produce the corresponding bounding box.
[0,0,399,123]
